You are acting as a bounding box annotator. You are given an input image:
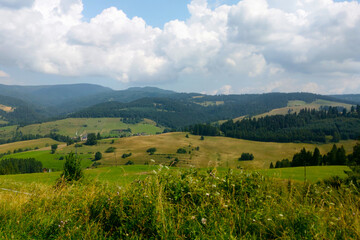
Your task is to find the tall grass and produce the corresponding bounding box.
[0,167,359,239]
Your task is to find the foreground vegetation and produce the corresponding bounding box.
[0,167,359,239]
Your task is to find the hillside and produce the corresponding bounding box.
[0,83,112,107]
[70,92,355,129]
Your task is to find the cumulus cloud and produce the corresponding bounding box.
[0,0,359,93]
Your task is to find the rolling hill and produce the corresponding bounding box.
[70,92,356,129]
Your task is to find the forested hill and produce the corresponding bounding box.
[330,94,360,104]
[0,95,44,125]
[70,92,353,129]
[0,83,112,107]
[219,106,360,143]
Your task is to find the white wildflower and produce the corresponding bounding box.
[205,193,210,196]
[201,218,207,225]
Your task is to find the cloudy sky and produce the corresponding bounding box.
[0,0,359,94]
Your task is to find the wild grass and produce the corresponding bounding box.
[0,168,359,239]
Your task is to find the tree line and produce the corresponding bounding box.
[0,158,43,175]
[216,106,360,143]
[270,143,360,168]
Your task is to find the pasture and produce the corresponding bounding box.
[0,138,60,154]
[0,118,164,140]
[86,132,357,169]
[255,99,354,118]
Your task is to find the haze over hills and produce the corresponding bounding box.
[0,83,358,127]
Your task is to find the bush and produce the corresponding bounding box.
[146,148,157,155]
[105,147,116,153]
[59,153,83,182]
[51,144,58,154]
[94,152,102,161]
[122,153,132,159]
[177,148,187,154]
[239,153,254,161]
[125,160,134,165]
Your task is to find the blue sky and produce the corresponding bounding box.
[82,0,240,27]
[0,0,359,94]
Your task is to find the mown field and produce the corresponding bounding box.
[0,118,164,140]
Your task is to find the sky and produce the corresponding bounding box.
[0,0,359,95]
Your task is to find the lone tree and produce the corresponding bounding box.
[146,147,157,155]
[94,152,102,161]
[60,152,83,182]
[51,144,58,154]
[85,133,97,146]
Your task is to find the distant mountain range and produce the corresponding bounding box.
[0,83,358,127]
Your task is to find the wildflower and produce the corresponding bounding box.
[252,219,256,222]
[212,184,216,188]
[205,193,210,196]
[267,218,272,221]
[279,214,284,217]
[201,218,207,225]
[150,159,155,163]
[191,216,196,220]
[153,170,157,174]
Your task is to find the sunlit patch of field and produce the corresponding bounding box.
[76,132,357,169]
[13,118,163,137]
[0,138,60,154]
[255,99,354,118]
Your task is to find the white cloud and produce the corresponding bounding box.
[0,0,34,9]
[0,0,359,93]
[0,70,9,78]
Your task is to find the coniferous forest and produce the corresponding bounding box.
[219,106,360,143]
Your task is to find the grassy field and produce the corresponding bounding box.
[255,99,354,118]
[78,132,357,169]
[262,166,350,182]
[0,118,164,140]
[0,133,357,172]
[0,150,93,171]
[0,138,60,154]
[0,165,158,188]
[0,167,359,239]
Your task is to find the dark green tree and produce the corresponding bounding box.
[311,147,322,166]
[60,153,83,182]
[85,133,97,145]
[97,132,101,140]
[51,144,58,154]
[146,148,157,155]
[270,162,274,169]
[94,152,102,161]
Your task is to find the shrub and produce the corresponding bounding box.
[51,144,58,154]
[177,148,187,154]
[60,153,83,182]
[94,152,102,161]
[239,153,254,161]
[122,153,132,159]
[105,147,116,153]
[125,160,134,165]
[146,148,157,155]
